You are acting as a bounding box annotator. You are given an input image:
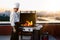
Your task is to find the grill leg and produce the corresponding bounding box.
[31,30,40,40]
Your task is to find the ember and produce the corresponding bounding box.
[21,21,33,26]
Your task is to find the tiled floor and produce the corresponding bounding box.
[0,35,10,40]
[0,35,56,40]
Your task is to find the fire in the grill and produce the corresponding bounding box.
[20,11,36,27]
[21,21,33,26]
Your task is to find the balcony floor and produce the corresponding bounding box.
[0,35,57,40]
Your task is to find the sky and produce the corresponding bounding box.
[0,0,60,12]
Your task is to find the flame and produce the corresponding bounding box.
[21,21,33,26]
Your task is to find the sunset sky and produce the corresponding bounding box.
[0,0,60,12]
